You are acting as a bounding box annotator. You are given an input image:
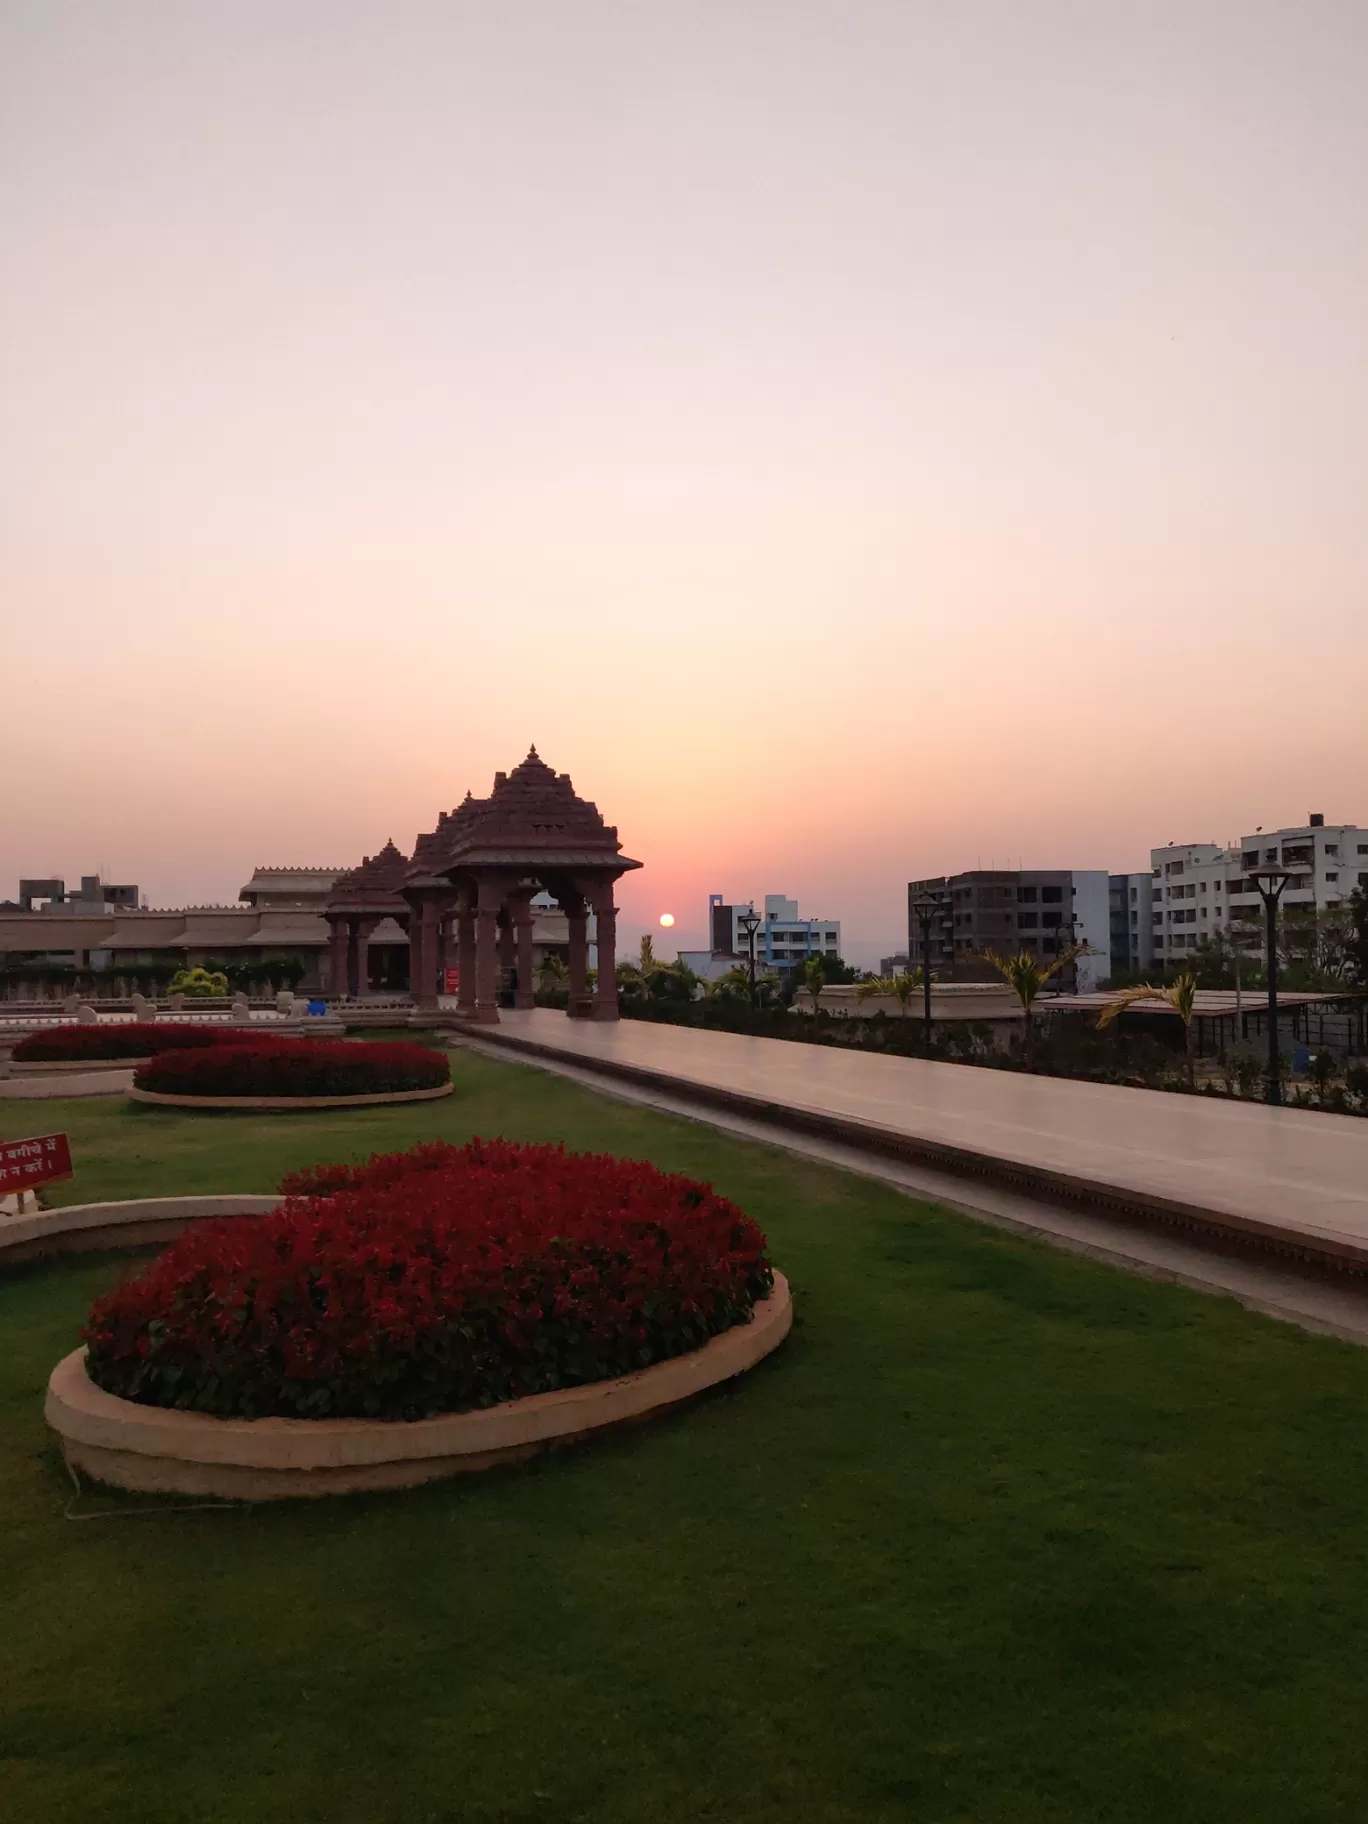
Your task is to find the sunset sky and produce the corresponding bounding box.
[4,1,1366,963]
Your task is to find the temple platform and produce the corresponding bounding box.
[472,1010,1368,1275]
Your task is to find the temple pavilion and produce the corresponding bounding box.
[322,748,640,1020]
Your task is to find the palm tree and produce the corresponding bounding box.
[1097,971,1200,1087]
[616,935,660,1007]
[708,964,780,1007]
[801,955,828,1016]
[706,964,750,1001]
[981,943,1089,1069]
[856,968,928,1017]
[537,954,568,987]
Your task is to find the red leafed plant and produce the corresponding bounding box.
[15,1024,256,1063]
[278,1140,468,1199]
[83,1138,774,1420]
[133,1037,449,1098]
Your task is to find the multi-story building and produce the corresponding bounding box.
[906,870,1111,991]
[1109,872,1156,977]
[696,893,841,975]
[1150,814,1368,964]
[11,875,141,915]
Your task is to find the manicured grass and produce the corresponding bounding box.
[6,1052,1368,1821]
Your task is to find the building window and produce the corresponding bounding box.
[1200,882,1207,893]
[1042,911,1062,929]
[1019,886,1038,903]
[1019,912,1038,929]
[1041,886,1063,904]
[1326,872,1338,882]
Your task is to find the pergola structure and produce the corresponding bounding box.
[323,841,412,999]
[408,748,641,1022]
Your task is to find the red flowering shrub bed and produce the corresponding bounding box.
[278,1139,468,1199]
[83,1138,774,1419]
[133,1038,449,1098]
[15,1023,250,1063]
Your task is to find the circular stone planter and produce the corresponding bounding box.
[16,1057,157,1075]
[128,1083,454,1112]
[0,1195,279,1269]
[46,1274,792,1500]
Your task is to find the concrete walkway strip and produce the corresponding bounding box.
[467,1010,1368,1274]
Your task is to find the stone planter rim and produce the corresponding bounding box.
[128,1083,453,1112]
[0,1194,281,1270]
[46,1274,791,1497]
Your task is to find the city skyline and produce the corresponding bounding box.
[5,2,1367,961]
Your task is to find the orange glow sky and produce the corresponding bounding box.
[4,2,1367,963]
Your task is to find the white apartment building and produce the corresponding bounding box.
[699,893,841,973]
[1151,814,1367,962]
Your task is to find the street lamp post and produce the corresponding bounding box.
[1246,864,1308,1106]
[1056,907,1080,990]
[737,907,762,1011]
[909,894,942,1036]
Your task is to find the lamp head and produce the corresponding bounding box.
[1247,865,1310,899]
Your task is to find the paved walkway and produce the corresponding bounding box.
[460,1034,1368,1346]
[475,1011,1368,1269]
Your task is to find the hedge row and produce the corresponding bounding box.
[83,1137,774,1419]
[14,1024,253,1063]
[132,1037,449,1098]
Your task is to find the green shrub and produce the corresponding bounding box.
[168,967,229,998]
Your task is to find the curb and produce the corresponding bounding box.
[0,1194,280,1268]
[46,1275,792,1500]
[128,1083,454,1112]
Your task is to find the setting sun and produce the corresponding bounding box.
[658,912,675,928]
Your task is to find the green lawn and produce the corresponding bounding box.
[5,1053,1368,1822]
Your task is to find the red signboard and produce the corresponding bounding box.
[0,1131,74,1195]
[443,968,460,995]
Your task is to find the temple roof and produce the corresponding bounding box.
[412,749,640,879]
[239,867,346,907]
[325,840,412,913]
[409,794,480,881]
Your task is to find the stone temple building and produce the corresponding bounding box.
[0,752,636,1019]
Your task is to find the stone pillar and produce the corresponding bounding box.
[407,904,428,1008]
[328,921,349,999]
[591,892,619,1020]
[514,902,536,1009]
[345,922,360,998]
[441,913,459,987]
[355,922,373,999]
[473,882,503,1023]
[564,893,592,1018]
[420,899,443,1008]
[455,897,477,1018]
[498,910,515,1004]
